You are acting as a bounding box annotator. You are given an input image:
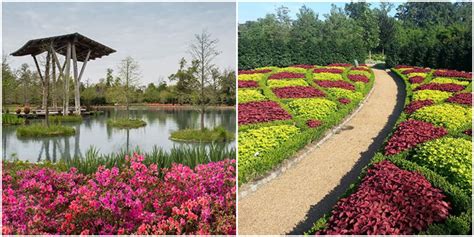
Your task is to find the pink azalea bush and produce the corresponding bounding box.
[2,155,236,235]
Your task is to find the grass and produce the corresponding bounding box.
[50,115,83,123]
[3,144,236,175]
[16,124,75,137]
[107,118,147,129]
[2,114,25,125]
[170,126,235,142]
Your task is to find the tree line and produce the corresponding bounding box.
[2,36,236,109]
[238,2,472,71]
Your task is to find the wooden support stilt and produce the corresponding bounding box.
[72,43,80,115]
[63,42,72,116]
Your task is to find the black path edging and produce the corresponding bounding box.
[287,69,407,235]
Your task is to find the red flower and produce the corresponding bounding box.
[238,101,292,125]
[404,100,434,114]
[446,93,472,106]
[268,72,306,80]
[338,98,351,104]
[272,86,325,98]
[347,74,369,83]
[409,76,424,84]
[316,160,451,235]
[238,80,259,88]
[306,119,322,128]
[315,80,355,91]
[414,83,465,92]
[384,120,448,155]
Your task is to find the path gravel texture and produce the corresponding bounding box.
[238,68,402,235]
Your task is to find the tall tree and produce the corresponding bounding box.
[105,68,114,87]
[2,55,17,106]
[16,63,33,105]
[117,56,141,119]
[345,2,380,59]
[375,2,396,55]
[188,30,220,130]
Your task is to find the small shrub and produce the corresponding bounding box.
[15,108,21,114]
[413,137,472,191]
[238,89,266,103]
[23,107,30,115]
[411,104,471,132]
[412,90,452,103]
[238,101,292,125]
[272,86,325,99]
[287,98,337,120]
[384,120,447,155]
[267,79,308,88]
[316,160,451,235]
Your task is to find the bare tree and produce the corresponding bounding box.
[188,30,220,130]
[117,56,141,119]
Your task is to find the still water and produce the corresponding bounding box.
[2,108,236,163]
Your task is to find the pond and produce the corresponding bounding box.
[2,107,236,163]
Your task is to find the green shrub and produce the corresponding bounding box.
[267,79,308,88]
[238,89,267,103]
[239,124,299,175]
[412,137,472,192]
[16,124,75,137]
[411,103,471,132]
[325,88,363,101]
[287,98,337,120]
[312,73,343,81]
[2,114,25,125]
[276,67,308,73]
[412,90,453,103]
[238,74,265,81]
[348,70,371,78]
[254,66,278,71]
[107,118,147,129]
[430,77,470,86]
[170,126,234,143]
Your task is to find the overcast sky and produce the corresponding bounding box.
[2,2,236,85]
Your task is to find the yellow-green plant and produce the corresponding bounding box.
[412,90,452,103]
[238,89,266,103]
[287,98,337,120]
[313,73,343,81]
[267,79,308,88]
[430,77,470,86]
[238,74,265,81]
[325,88,363,101]
[407,72,428,78]
[413,137,472,191]
[276,67,308,74]
[411,103,472,131]
[348,70,371,78]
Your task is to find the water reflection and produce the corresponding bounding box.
[2,108,235,163]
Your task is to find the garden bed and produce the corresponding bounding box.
[307,66,472,235]
[237,64,375,184]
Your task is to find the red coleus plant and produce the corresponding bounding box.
[347,74,369,83]
[316,160,451,235]
[238,69,272,75]
[394,65,413,69]
[313,68,344,74]
[328,63,352,67]
[268,72,306,80]
[446,93,472,106]
[315,80,355,91]
[351,67,370,72]
[402,68,431,74]
[291,64,314,69]
[463,129,472,136]
[238,101,292,125]
[272,86,325,99]
[238,80,259,88]
[433,70,472,79]
[409,76,425,84]
[306,119,322,128]
[384,119,448,155]
[404,100,434,114]
[414,83,465,92]
[338,98,351,104]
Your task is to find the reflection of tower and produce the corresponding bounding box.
[52,139,57,163]
[64,136,71,160]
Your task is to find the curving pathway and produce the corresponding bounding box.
[238,68,405,235]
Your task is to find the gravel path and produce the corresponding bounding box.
[238,68,404,235]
